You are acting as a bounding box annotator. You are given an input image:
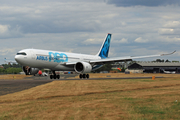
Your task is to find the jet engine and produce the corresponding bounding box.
[23,66,39,75]
[74,62,92,74]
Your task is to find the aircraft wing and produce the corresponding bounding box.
[90,50,176,64]
[65,50,176,65]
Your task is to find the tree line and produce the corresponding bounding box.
[0,67,22,74]
[0,63,22,74]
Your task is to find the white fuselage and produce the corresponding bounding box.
[15,49,101,71]
[163,70,176,74]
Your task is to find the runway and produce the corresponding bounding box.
[0,79,53,96]
[0,76,163,96]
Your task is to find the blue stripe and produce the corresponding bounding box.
[99,34,111,58]
[92,65,103,71]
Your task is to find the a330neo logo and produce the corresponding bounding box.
[36,52,68,63]
[49,52,68,63]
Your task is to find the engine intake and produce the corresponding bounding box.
[74,62,92,73]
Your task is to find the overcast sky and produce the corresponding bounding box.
[0,0,180,64]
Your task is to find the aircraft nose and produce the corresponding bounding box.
[15,55,18,60]
[15,55,20,63]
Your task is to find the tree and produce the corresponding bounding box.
[156,59,164,62]
[172,61,179,63]
[121,67,126,72]
[0,63,23,74]
[165,59,170,62]
[0,68,3,74]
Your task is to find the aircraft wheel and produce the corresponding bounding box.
[79,74,83,79]
[54,75,56,79]
[86,74,89,79]
[50,75,53,79]
[57,75,60,79]
[83,74,86,79]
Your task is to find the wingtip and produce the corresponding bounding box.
[170,50,176,55]
[161,50,176,56]
[173,50,176,54]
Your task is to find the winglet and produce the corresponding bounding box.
[161,50,176,56]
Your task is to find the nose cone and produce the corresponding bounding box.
[15,50,29,65]
[15,55,25,65]
[15,55,20,63]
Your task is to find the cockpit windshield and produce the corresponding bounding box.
[16,52,27,55]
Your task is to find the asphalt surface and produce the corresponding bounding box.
[0,79,53,96]
[0,75,163,96]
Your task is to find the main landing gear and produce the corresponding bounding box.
[79,74,89,79]
[50,71,60,79]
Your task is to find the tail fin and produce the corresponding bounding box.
[96,33,111,58]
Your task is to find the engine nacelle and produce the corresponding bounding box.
[74,62,92,74]
[23,66,39,75]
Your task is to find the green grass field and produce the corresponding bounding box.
[0,74,180,120]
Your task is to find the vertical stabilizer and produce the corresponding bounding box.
[96,33,111,58]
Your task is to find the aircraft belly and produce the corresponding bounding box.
[29,60,57,69]
[30,58,74,71]
[53,64,74,71]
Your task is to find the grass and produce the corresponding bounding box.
[0,74,30,80]
[0,73,180,119]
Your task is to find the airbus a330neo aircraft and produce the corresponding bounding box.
[15,33,175,79]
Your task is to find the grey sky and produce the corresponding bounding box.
[106,0,180,7]
[0,0,179,64]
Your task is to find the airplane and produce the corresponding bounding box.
[161,69,176,74]
[4,58,16,64]
[14,33,176,79]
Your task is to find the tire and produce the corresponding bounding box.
[57,75,60,79]
[50,75,53,79]
[54,75,56,79]
[83,74,86,79]
[86,74,89,79]
[79,74,83,79]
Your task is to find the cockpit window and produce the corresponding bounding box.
[17,52,27,55]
